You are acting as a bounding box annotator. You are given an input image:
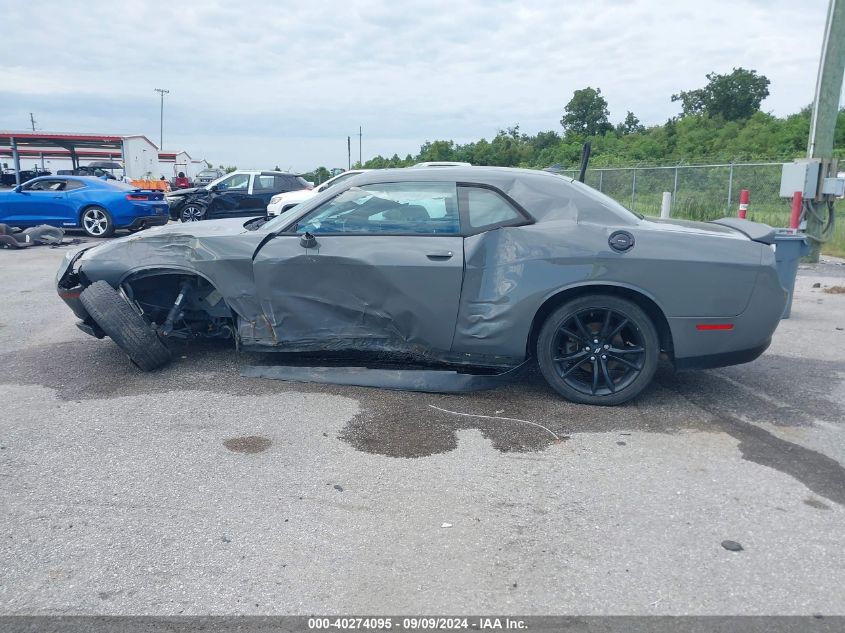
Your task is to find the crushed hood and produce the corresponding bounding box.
[167,187,207,196]
[128,218,252,239]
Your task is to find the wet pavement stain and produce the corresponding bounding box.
[223,436,272,454]
[804,497,831,510]
[661,373,845,508]
[3,339,845,499]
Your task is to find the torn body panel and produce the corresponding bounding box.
[250,234,464,355]
[454,218,765,360]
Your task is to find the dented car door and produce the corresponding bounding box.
[249,182,464,353]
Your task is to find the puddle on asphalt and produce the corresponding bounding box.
[804,497,831,510]
[223,436,272,454]
[4,339,845,505]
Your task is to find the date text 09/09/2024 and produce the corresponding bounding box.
[307,617,528,630]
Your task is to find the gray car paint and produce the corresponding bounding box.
[57,166,788,368]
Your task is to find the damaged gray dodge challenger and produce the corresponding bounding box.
[56,167,787,405]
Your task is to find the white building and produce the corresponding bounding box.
[0,131,207,182]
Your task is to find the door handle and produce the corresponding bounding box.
[426,251,453,260]
[52,195,62,198]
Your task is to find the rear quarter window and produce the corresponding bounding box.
[463,187,523,229]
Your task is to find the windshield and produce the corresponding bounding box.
[206,172,250,190]
[264,182,459,234]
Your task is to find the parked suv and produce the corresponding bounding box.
[194,168,225,186]
[1,169,52,187]
[56,166,117,180]
[267,169,369,216]
[166,170,310,222]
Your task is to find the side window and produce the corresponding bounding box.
[461,186,524,230]
[64,180,85,191]
[217,173,250,190]
[27,179,64,191]
[294,182,459,235]
[273,175,297,191]
[254,175,277,191]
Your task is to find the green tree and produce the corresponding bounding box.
[616,111,644,135]
[302,166,331,184]
[671,68,770,121]
[560,87,613,137]
[418,140,456,162]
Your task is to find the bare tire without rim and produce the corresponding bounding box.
[80,280,171,371]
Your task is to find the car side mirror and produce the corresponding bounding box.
[318,184,327,192]
[299,232,317,249]
[208,184,218,191]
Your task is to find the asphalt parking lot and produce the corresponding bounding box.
[1,237,844,615]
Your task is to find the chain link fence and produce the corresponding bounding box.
[557,162,792,225]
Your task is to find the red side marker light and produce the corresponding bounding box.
[696,324,734,331]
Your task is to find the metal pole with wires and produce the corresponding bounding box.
[154,88,169,149]
[803,0,844,261]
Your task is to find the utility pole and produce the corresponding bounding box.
[805,0,845,261]
[358,126,362,167]
[29,113,36,132]
[154,88,169,149]
[347,136,351,171]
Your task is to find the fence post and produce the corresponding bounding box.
[790,191,802,229]
[673,166,679,202]
[598,170,603,192]
[631,170,637,210]
[660,192,672,218]
[726,162,734,212]
[738,189,749,219]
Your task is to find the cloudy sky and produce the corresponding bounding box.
[0,0,833,171]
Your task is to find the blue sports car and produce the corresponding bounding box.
[0,176,169,237]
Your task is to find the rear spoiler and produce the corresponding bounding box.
[710,217,776,244]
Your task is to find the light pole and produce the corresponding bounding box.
[154,88,169,149]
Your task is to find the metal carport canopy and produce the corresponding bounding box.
[0,131,128,186]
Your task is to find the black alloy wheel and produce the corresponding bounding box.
[537,295,659,406]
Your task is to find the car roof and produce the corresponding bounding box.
[340,166,639,225]
[412,161,472,167]
[28,175,103,184]
[349,165,571,186]
[224,170,300,176]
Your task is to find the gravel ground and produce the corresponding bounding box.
[0,240,844,615]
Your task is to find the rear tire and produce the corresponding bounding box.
[536,295,659,406]
[80,280,171,371]
[80,206,114,237]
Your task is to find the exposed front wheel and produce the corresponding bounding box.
[81,206,114,237]
[80,280,171,371]
[536,295,659,406]
[180,204,206,222]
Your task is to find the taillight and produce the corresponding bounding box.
[696,324,734,331]
[126,193,149,201]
